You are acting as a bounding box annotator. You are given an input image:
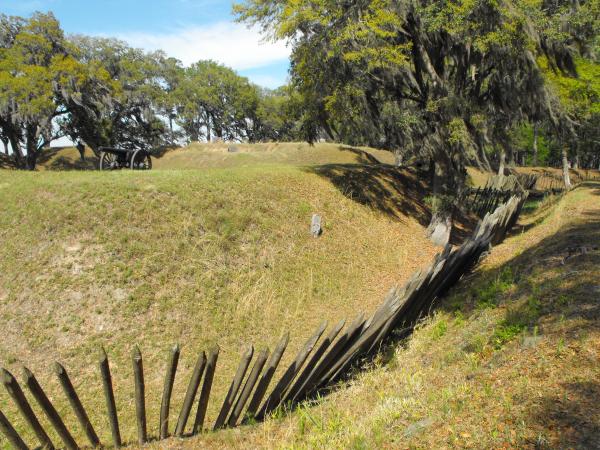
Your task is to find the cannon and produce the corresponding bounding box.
[98,146,153,171]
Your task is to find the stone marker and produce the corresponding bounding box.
[311,214,322,237]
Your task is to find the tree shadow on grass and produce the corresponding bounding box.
[307,163,431,226]
[33,147,99,171]
[336,146,386,165]
[0,154,16,169]
[442,200,600,323]
[434,186,600,447]
[46,155,99,171]
[306,162,477,245]
[532,381,600,449]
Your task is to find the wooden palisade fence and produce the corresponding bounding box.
[0,191,530,449]
[459,187,515,217]
[533,169,600,193]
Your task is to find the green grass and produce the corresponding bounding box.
[175,182,600,449]
[33,141,396,172]
[0,163,437,448]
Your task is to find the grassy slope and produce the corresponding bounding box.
[175,183,600,449]
[30,142,396,171]
[153,142,397,169]
[0,160,437,447]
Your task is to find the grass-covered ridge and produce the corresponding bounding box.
[24,142,397,172]
[178,183,600,449]
[0,163,437,446]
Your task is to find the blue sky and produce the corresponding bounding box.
[2,0,291,88]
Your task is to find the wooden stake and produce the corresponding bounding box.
[192,345,219,435]
[54,362,100,447]
[213,345,253,430]
[227,347,269,427]
[1,368,53,449]
[22,367,78,450]
[132,346,147,445]
[0,408,28,450]
[99,348,121,448]
[159,344,180,440]
[175,351,206,437]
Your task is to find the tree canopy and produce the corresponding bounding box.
[234,0,599,240]
[0,12,299,169]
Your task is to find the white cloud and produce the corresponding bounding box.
[244,73,289,90]
[114,22,290,71]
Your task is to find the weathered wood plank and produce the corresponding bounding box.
[175,351,206,437]
[159,344,180,439]
[132,346,147,445]
[213,346,254,430]
[22,367,78,450]
[1,368,54,449]
[192,345,219,435]
[99,348,121,448]
[54,363,99,447]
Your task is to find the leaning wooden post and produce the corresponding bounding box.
[243,334,289,423]
[22,367,78,450]
[159,344,180,440]
[0,408,28,450]
[54,362,100,447]
[227,347,270,427]
[1,368,54,449]
[99,348,121,448]
[284,318,346,405]
[192,346,219,435]
[132,346,147,445]
[175,351,206,437]
[213,345,254,430]
[257,321,327,421]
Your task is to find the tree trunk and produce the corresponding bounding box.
[1,138,8,155]
[26,149,38,170]
[498,147,506,176]
[507,147,515,167]
[427,155,453,247]
[25,125,39,171]
[394,150,404,167]
[8,135,23,168]
[532,122,538,166]
[26,146,38,171]
[478,142,492,172]
[562,146,572,190]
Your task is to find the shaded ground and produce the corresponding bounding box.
[310,164,477,244]
[32,146,99,171]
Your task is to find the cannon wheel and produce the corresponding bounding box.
[130,150,152,170]
[99,151,118,170]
